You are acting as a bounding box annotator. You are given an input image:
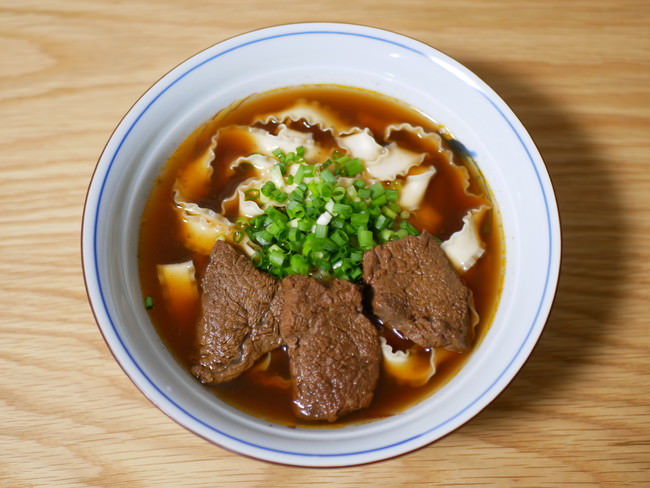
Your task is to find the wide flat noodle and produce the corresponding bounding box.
[245,353,292,389]
[173,189,234,255]
[399,166,436,211]
[247,124,320,159]
[441,205,489,272]
[173,133,218,202]
[386,123,484,201]
[379,336,436,387]
[229,153,277,174]
[237,186,265,218]
[336,127,425,181]
[172,124,313,256]
[156,260,200,325]
[220,177,267,219]
[254,99,350,134]
[337,128,383,162]
[384,123,450,159]
[366,143,425,181]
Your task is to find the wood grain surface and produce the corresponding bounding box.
[1,1,648,486]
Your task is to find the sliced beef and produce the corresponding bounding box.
[363,231,474,353]
[278,275,381,422]
[191,240,282,384]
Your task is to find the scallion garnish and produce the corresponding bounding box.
[238,147,421,281]
[244,188,260,201]
[343,158,364,177]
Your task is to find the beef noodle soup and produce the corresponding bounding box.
[138,85,504,427]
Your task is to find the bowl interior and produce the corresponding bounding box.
[82,23,560,467]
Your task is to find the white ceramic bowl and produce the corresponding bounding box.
[82,23,561,466]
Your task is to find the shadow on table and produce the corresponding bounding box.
[461,61,627,418]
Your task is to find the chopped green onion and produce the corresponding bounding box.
[269,251,285,267]
[386,189,399,202]
[343,158,364,176]
[351,212,370,229]
[357,188,371,200]
[266,222,284,236]
[358,229,376,250]
[286,200,306,219]
[330,229,348,247]
[266,206,288,225]
[254,230,273,246]
[332,185,346,201]
[314,223,328,239]
[374,214,390,231]
[235,218,249,230]
[379,229,394,243]
[298,218,314,233]
[244,188,260,201]
[290,254,309,274]
[320,168,336,184]
[353,179,366,189]
[372,194,388,207]
[294,164,307,184]
[261,181,276,197]
[370,182,385,198]
[400,220,420,236]
[332,202,352,217]
[287,227,302,243]
[144,295,154,309]
[381,205,398,219]
[238,147,422,281]
[395,228,409,240]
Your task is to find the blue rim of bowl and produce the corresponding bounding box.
[86,24,560,463]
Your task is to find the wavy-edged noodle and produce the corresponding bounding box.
[173,189,234,255]
[248,374,292,389]
[247,124,321,160]
[379,337,436,388]
[228,155,284,217]
[230,153,277,175]
[441,205,489,273]
[245,352,292,389]
[156,260,200,323]
[337,126,425,181]
[225,178,266,214]
[399,166,437,211]
[365,143,425,181]
[385,122,446,152]
[237,186,265,218]
[221,177,268,220]
[223,174,289,218]
[255,99,350,134]
[469,294,480,329]
[173,134,218,201]
[337,128,383,162]
[385,121,459,174]
[238,235,259,257]
[386,124,486,202]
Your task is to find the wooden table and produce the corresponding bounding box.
[2,1,648,486]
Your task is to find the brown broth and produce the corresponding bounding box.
[138,85,504,427]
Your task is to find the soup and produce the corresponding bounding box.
[138,85,504,426]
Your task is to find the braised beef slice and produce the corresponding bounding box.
[363,231,473,353]
[191,241,282,384]
[278,275,381,422]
